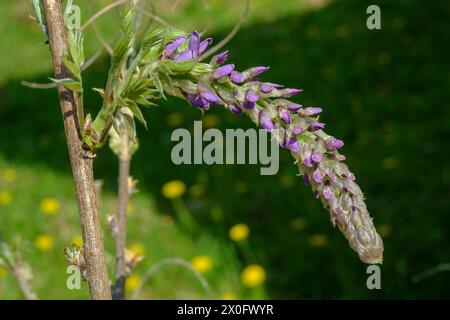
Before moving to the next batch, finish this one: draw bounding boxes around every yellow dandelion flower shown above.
[229,223,250,242]
[129,243,145,256]
[167,113,184,127]
[2,168,17,183]
[161,180,186,199]
[378,224,392,237]
[35,234,54,251]
[290,217,307,231]
[189,184,205,198]
[221,292,237,300]
[309,234,329,247]
[40,197,60,215]
[202,114,220,128]
[127,202,135,215]
[126,274,141,292]
[0,190,12,206]
[71,235,83,247]
[191,256,213,273]
[0,266,8,279]
[241,264,266,288]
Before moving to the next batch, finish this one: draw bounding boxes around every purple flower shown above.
[246,66,270,76]
[309,122,325,131]
[186,93,209,109]
[199,38,212,54]
[246,90,259,103]
[288,103,302,112]
[173,49,195,62]
[279,88,303,97]
[260,83,282,93]
[189,31,201,52]
[212,51,228,65]
[312,169,323,183]
[303,156,314,168]
[199,86,222,105]
[279,108,291,124]
[326,137,344,150]
[287,138,300,152]
[163,36,186,58]
[228,104,242,115]
[323,186,333,200]
[304,107,322,115]
[230,71,245,84]
[303,174,310,185]
[212,64,235,80]
[292,126,303,135]
[259,110,274,132]
[311,152,323,163]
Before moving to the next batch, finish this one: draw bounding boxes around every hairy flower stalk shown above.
[156,31,383,264]
[80,5,383,263]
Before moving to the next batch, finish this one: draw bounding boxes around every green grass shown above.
[1,0,450,299]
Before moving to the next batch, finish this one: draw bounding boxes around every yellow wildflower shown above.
[126,274,141,292]
[167,113,184,127]
[71,235,83,247]
[309,234,329,247]
[202,114,220,128]
[378,224,392,237]
[241,265,266,288]
[0,266,7,279]
[0,191,12,205]
[191,256,213,273]
[2,168,17,183]
[35,234,54,251]
[229,223,250,242]
[162,180,186,199]
[129,243,145,256]
[221,292,237,300]
[40,197,60,215]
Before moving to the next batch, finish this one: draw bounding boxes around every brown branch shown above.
[112,130,131,300]
[42,0,111,300]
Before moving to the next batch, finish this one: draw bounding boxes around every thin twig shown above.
[200,0,250,61]
[112,130,132,300]
[130,258,212,300]
[412,263,450,284]
[0,240,38,300]
[42,0,111,300]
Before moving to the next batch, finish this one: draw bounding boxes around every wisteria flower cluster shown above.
[72,6,383,264]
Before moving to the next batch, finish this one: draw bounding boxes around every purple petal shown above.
[189,31,200,52]
[260,83,282,93]
[230,71,245,84]
[213,51,229,65]
[303,174,310,185]
[186,94,210,109]
[246,66,270,76]
[311,152,323,163]
[259,110,274,132]
[246,90,259,103]
[212,64,235,80]
[228,104,243,115]
[199,38,213,54]
[173,49,196,62]
[292,126,303,135]
[305,107,322,115]
[326,138,344,150]
[303,156,314,168]
[199,87,221,104]
[288,103,302,112]
[280,88,303,97]
[309,122,325,131]
[313,169,323,183]
[323,186,333,200]
[279,108,291,124]
[243,101,255,110]
[163,36,186,58]
[287,138,300,152]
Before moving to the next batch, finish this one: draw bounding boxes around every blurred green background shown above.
[0,0,449,299]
